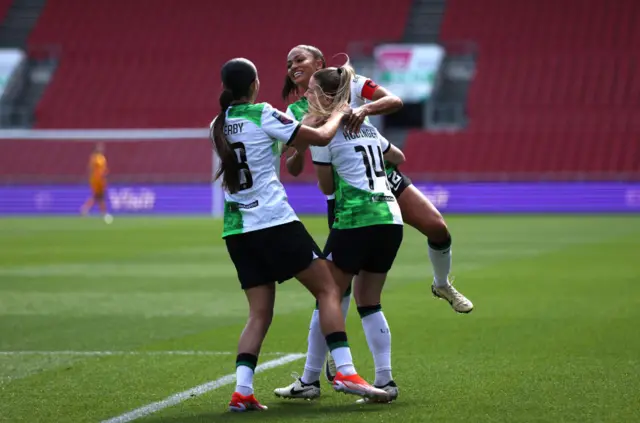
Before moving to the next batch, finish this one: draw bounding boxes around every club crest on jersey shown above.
[272,111,293,125]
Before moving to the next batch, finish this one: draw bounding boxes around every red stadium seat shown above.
[0,0,412,183]
[1,0,636,183]
[28,0,411,129]
[0,0,12,21]
[400,0,639,180]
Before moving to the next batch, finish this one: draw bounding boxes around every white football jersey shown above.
[285,74,395,203]
[310,121,403,230]
[273,143,284,179]
[210,103,301,237]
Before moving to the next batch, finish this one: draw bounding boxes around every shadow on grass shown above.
[145,400,408,422]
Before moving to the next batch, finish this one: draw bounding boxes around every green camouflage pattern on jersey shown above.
[227,103,264,126]
[287,97,308,121]
[223,201,244,237]
[332,171,395,229]
[384,161,397,174]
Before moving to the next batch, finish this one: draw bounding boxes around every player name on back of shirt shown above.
[224,122,244,135]
[342,127,377,141]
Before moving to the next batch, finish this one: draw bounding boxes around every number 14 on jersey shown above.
[354,145,387,191]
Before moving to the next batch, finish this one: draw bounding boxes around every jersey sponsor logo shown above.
[370,194,395,203]
[272,111,293,125]
[228,200,259,211]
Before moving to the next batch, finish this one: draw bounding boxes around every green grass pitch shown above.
[1,215,639,423]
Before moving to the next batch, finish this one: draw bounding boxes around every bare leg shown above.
[233,283,275,401]
[238,283,275,356]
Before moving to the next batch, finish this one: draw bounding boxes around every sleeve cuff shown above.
[286,123,302,146]
[312,160,331,166]
[382,141,392,154]
[326,194,336,200]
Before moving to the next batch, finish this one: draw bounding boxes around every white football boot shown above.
[324,351,337,383]
[355,380,399,404]
[273,373,321,400]
[431,278,474,313]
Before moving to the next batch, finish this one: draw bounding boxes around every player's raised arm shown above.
[290,107,346,148]
[346,77,403,134]
[261,104,345,150]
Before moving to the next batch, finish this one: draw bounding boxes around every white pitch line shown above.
[0,350,292,357]
[101,352,305,423]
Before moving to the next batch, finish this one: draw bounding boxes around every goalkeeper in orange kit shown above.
[80,142,112,222]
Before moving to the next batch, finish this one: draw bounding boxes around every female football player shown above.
[211,58,388,412]
[275,61,406,402]
[274,45,473,402]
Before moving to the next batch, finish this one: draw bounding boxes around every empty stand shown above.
[1,0,636,183]
[28,0,412,129]
[399,0,639,180]
[0,0,411,184]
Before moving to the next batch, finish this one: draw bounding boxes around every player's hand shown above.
[345,106,368,134]
[337,104,352,125]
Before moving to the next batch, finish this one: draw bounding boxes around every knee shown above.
[428,207,447,231]
[408,205,450,243]
[437,218,450,237]
[428,214,450,244]
[320,281,341,301]
[315,280,342,308]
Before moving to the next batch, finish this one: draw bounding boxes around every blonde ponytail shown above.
[307,56,355,120]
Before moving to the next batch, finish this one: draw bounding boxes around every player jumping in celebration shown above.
[274,61,407,403]
[211,58,389,412]
[80,142,113,223]
[274,45,473,401]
